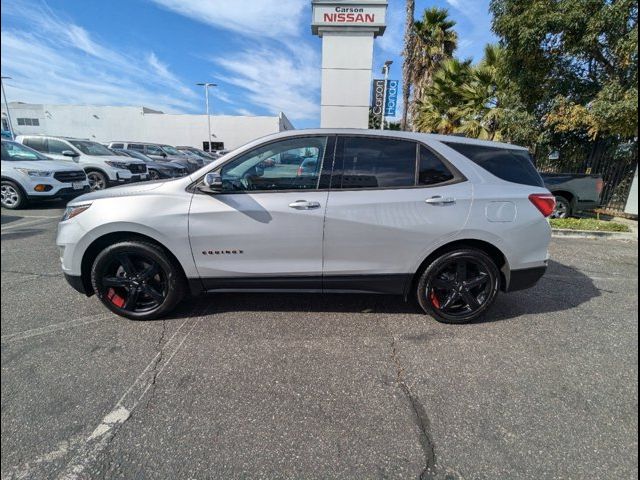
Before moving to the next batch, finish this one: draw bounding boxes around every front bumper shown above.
[26,184,91,199]
[506,265,547,292]
[113,170,149,183]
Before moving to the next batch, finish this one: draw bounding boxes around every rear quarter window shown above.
[443,142,544,188]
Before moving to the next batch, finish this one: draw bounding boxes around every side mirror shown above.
[62,150,79,158]
[200,172,223,193]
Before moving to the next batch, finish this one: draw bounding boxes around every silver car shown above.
[57,130,554,323]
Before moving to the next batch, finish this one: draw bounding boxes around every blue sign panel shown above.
[384,80,399,117]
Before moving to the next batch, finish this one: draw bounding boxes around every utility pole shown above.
[1,76,15,139]
[196,82,217,151]
[380,61,392,131]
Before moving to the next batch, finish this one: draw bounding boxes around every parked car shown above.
[540,173,604,218]
[1,139,89,209]
[176,146,219,164]
[16,136,148,190]
[107,142,200,172]
[58,130,554,323]
[114,149,188,179]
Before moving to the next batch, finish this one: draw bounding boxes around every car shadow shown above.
[166,259,600,323]
[0,215,22,225]
[0,228,47,241]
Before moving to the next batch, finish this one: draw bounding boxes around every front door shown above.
[322,136,473,294]
[189,135,333,290]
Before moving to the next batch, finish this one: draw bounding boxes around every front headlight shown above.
[17,168,53,177]
[62,203,92,221]
[105,161,129,169]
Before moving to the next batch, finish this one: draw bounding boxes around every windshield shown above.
[161,145,184,156]
[69,140,114,156]
[1,141,50,161]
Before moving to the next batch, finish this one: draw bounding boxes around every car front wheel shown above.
[90,241,186,320]
[1,180,27,209]
[417,248,500,324]
[86,171,108,191]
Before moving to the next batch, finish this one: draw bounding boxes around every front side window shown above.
[161,145,184,156]
[47,139,71,154]
[69,140,113,156]
[1,141,49,161]
[110,143,124,149]
[219,136,328,192]
[419,145,455,185]
[146,145,164,155]
[334,137,417,189]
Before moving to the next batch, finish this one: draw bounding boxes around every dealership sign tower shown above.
[312,0,388,128]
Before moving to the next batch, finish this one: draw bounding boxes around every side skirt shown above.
[196,274,412,295]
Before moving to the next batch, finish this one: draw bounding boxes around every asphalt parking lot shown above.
[1,203,638,479]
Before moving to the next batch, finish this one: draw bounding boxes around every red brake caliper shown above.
[107,288,125,308]
[430,289,441,309]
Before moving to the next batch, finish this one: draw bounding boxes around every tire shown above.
[417,248,500,324]
[90,241,186,320]
[1,180,27,209]
[149,169,161,180]
[86,170,109,191]
[552,195,572,219]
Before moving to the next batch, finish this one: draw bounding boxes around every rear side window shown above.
[22,137,46,152]
[419,146,455,185]
[444,142,544,187]
[110,143,124,149]
[129,144,145,151]
[334,137,417,189]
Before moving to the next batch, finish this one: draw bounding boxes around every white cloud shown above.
[1,1,196,112]
[149,0,307,38]
[212,44,320,121]
[377,0,405,55]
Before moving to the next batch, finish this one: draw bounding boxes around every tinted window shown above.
[129,144,145,151]
[335,137,416,189]
[419,146,455,185]
[47,139,71,154]
[146,145,164,155]
[444,142,544,187]
[22,137,46,152]
[220,136,328,191]
[110,143,124,149]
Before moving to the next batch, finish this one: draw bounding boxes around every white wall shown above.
[2,103,294,150]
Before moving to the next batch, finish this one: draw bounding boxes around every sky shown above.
[0,0,496,129]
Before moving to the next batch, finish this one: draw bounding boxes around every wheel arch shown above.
[79,231,190,297]
[408,239,510,299]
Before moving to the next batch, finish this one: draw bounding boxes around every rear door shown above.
[322,136,473,293]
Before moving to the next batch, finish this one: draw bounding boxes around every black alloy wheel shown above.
[417,248,500,324]
[91,241,186,320]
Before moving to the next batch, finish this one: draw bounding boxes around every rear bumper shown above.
[506,265,547,292]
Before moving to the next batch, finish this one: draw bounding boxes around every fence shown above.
[535,139,638,216]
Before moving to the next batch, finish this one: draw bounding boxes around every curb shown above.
[551,229,638,240]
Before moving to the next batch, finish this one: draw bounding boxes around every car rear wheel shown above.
[91,241,186,320]
[149,169,161,180]
[86,171,108,191]
[551,195,572,219]
[1,181,27,209]
[417,248,500,324]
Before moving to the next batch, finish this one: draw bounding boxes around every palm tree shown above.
[401,0,415,131]
[408,8,458,123]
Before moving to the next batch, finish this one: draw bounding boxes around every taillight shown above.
[596,179,604,195]
[297,167,303,176]
[529,193,556,217]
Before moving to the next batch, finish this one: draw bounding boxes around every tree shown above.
[406,7,458,127]
[401,0,415,131]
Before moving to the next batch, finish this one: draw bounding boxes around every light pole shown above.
[196,82,217,151]
[1,76,15,138]
[380,60,393,131]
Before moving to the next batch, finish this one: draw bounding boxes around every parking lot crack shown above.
[391,337,439,480]
[145,319,167,408]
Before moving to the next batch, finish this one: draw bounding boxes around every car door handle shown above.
[289,200,321,210]
[425,196,456,205]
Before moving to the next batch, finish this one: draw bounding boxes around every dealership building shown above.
[1,102,294,151]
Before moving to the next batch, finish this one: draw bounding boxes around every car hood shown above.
[1,159,85,171]
[69,181,165,204]
[85,154,146,164]
[146,160,183,170]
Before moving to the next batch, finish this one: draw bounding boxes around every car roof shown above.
[257,129,529,151]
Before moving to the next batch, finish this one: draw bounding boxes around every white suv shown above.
[16,135,148,190]
[57,130,554,323]
[1,140,90,209]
